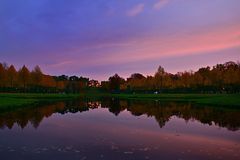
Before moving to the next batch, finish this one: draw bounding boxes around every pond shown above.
[0,98,240,160]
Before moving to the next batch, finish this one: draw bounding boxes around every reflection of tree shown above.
[0,100,103,129]
[0,99,239,131]
[102,99,240,131]
[0,102,63,129]
[101,99,125,116]
[124,100,240,131]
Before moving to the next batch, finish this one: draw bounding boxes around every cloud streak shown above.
[1,0,240,80]
[153,0,169,10]
[101,25,240,63]
[126,3,145,17]
[44,24,240,72]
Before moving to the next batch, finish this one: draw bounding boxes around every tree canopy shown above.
[0,61,239,93]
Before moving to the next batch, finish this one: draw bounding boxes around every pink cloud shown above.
[153,0,169,10]
[126,3,145,17]
[40,22,240,81]
[44,24,240,72]
[96,24,240,64]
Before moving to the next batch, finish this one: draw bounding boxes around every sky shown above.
[0,0,240,80]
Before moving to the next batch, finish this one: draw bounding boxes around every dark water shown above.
[0,99,240,160]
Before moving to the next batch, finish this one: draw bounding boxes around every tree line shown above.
[0,63,91,93]
[0,61,240,93]
[102,61,240,93]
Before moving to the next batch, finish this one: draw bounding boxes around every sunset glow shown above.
[0,0,239,80]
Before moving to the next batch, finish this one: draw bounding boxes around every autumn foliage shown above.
[103,61,240,93]
[0,63,90,93]
[0,61,240,93]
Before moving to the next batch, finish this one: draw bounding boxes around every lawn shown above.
[0,93,80,110]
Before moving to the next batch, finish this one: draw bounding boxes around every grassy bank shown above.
[0,93,80,110]
[0,93,240,110]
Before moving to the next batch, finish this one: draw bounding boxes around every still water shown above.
[0,99,239,160]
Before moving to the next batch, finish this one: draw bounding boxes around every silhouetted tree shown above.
[0,63,7,88]
[7,65,17,88]
[109,74,125,92]
[18,65,30,91]
[31,65,43,90]
[154,65,166,91]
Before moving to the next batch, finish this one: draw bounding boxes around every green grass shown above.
[0,93,80,110]
[0,97,36,107]
[0,93,239,111]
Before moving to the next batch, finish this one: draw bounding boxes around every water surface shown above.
[0,99,239,160]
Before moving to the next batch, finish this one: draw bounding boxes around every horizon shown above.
[1,60,239,82]
[1,0,240,81]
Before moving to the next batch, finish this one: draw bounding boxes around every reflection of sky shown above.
[0,108,239,159]
[0,0,240,80]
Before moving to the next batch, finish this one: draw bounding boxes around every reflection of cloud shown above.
[153,0,169,10]
[127,3,145,17]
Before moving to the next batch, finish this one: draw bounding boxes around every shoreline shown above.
[0,93,240,110]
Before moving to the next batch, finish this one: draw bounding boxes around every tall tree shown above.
[7,65,17,88]
[0,63,7,87]
[109,74,125,91]
[154,65,166,90]
[31,65,43,87]
[126,73,146,91]
[18,65,30,90]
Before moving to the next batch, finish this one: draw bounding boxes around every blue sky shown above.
[0,0,240,80]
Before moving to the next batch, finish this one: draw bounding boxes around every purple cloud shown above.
[126,3,145,17]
